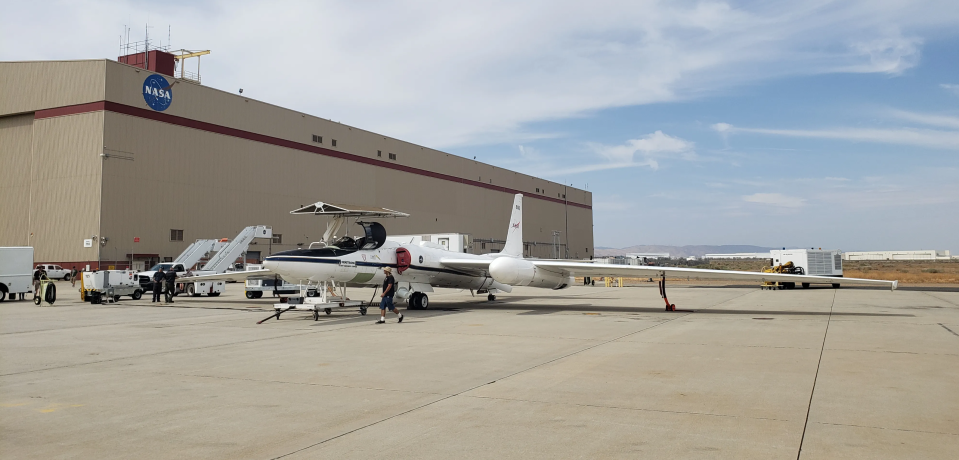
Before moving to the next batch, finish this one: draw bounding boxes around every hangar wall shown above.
[1,59,593,267]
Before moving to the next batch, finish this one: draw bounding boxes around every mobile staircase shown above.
[200,225,272,272]
[173,239,219,269]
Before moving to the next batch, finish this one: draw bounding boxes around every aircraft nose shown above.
[263,258,278,271]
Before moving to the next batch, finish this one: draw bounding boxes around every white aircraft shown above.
[182,195,896,314]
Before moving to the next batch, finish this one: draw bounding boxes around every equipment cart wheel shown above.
[832,283,841,289]
[114,295,121,302]
[131,290,142,300]
[324,308,332,315]
[246,291,255,299]
[313,310,320,321]
[487,294,496,301]
[186,284,196,296]
[360,307,368,316]
[208,293,220,297]
[801,283,810,289]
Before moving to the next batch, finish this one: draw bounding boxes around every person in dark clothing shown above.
[376,267,403,324]
[152,267,164,302]
[70,266,79,287]
[164,269,177,303]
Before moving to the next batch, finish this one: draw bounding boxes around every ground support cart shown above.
[258,281,368,323]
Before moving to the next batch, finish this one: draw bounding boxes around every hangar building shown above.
[0,56,593,269]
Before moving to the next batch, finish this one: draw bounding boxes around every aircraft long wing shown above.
[439,258,897,290]
[178,269,274,283]
[532,261,897,289]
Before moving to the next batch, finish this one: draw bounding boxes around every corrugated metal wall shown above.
[103,60,592,209]
[28,112,103,262]
[0,61,106,116]
[1,59,593,264]
[0,114,35,246]
[101,111,594,261]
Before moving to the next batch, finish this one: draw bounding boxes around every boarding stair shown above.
[173,239,219,269]
[200,226,272,272]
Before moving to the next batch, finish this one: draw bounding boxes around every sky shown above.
[2,0,957,252]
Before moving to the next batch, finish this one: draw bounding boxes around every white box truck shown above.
[0,247,34,302]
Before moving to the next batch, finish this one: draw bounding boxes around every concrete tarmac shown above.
[2,282,957,459]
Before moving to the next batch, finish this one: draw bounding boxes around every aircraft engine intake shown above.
[489,257,572,290]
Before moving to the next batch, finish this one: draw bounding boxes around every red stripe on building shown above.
[35,101,591,210]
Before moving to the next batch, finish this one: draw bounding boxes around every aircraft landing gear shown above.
[409,292,429,309]
[658,275,691,312]
[487,293,496,301]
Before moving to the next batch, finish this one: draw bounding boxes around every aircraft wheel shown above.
[419,294,428,309]
[487,294,496,301]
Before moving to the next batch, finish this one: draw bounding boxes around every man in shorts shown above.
[376,267,403,324]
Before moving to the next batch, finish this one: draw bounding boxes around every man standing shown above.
[152,267,164,303]
[164,268,177,303]
[71,266,79,287]
[376,267,403,324]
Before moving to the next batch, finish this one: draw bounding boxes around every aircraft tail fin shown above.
[502,194,523,258]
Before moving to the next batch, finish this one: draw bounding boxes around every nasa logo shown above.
[142,74,173,111]
[511,222,520,229]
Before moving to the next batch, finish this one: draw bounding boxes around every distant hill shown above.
[595,245,779,258]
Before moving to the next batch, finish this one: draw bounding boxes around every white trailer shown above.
[80,270,143,303]
[770,249,844,288]
[0,247,34,302]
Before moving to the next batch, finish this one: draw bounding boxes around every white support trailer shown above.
[260,281,368,323]
[0,247,34,302]
[770,249,844,288]
[80,270,143,303]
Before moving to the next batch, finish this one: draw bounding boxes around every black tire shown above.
[186,284,196,297]
[34,294,42,305]
[325,308,332,315]
[246,291,255,299]
[801,283,810,289]
[360,307,368,316]
[0,289,6,302]
[45,284,57,304]
[208,292,220,297]
[487,294,496,301]
[420,294,428,309]
[832,283,841,289]
[313,310,319,321]
[409,293,421,309]
[114,295,121,302]
[63,274,71,281]
[131,290,142,300]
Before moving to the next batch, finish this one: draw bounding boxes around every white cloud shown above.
[886,109,959,129]
[1,1,957,148]
[742,193,806,208]
[941,84,959,97]
[714,122,959,150]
